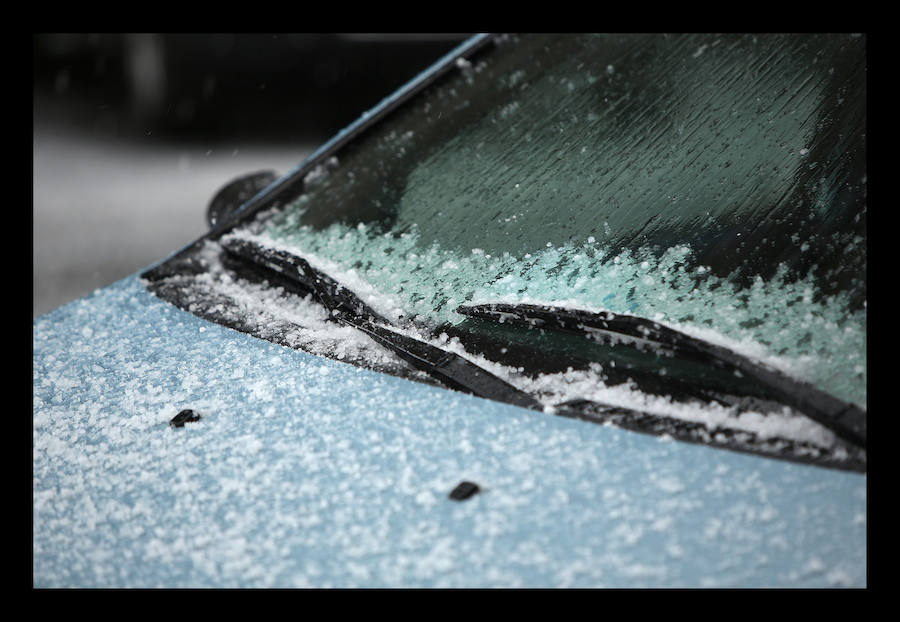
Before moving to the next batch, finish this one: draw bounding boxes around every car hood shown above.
[33,274,866,587]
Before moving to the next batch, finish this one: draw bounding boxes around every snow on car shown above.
[34,33,866,587]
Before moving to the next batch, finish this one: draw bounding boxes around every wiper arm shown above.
[457,302,866,449]
[220,238,540,410]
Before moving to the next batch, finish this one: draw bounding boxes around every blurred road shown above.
[32,33,469,318]
[33,119,312,317]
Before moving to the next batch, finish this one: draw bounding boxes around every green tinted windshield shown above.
[249,33,866,406]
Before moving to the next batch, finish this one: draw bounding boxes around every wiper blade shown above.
[222,236,391,324]
[457,302,866,449]
[220,238,541,410]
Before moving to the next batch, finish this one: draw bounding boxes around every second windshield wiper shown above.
[457,302,866,450]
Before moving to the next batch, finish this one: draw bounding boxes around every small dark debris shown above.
[170,409,201,428]
[449,481,480,501]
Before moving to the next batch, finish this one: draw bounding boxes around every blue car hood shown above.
[33,275,866,587]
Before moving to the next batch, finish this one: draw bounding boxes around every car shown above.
[33,33,866,588]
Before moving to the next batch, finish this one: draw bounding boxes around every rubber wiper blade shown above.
[220,238,540,409]
[221,237,391,324]
[457,302,866,449]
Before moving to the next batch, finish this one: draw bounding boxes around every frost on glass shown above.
[247,34,866,408]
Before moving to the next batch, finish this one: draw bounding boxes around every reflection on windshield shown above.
[251,34,865,408]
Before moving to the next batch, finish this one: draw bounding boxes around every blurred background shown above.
[33,33,471,317]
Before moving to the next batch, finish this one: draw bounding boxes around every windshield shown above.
[232,33,866,409]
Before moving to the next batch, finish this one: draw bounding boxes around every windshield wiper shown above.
[220,238,541,409]
[221,236,392,324]
[457,302,866,450]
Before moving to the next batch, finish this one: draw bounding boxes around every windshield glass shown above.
[234,34,866,409]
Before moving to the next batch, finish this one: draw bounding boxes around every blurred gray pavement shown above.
[32,34,468,319]
[33,122,312,317]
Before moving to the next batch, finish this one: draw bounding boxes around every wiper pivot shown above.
[351,320,541,410]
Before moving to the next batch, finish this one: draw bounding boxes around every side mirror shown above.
[207,170,279,229]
